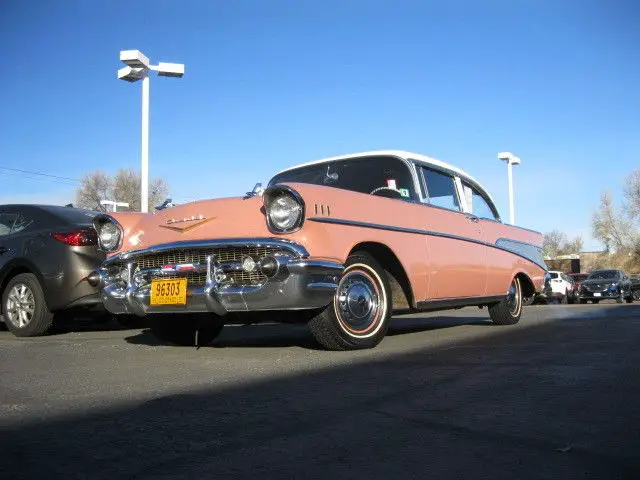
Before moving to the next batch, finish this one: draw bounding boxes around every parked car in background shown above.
[542,270,575,304]
[630,274,640,301]
[91,150,546,350]
[569,273,589,299]
[0,205,106,337]
[578,269,634,304]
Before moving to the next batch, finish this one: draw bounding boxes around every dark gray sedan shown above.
[0,205,106,336]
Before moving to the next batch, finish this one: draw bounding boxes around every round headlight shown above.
[267,193,303,232]
[99,221,121,251]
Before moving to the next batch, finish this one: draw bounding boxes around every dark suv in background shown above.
[578,269,634,304]
[0,205,106,337]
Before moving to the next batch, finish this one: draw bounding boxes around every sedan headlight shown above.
[263,186,305,233]
[93,215,123,252]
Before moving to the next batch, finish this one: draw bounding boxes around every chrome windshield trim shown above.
[104,238,309,265]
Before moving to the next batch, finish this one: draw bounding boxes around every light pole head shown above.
[120,50,150,69]
[117,66,147,82]
[497,152,521,165]
[156,62,185,78]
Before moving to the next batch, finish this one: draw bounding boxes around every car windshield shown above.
[268,156,417,200]
[547,272,559,279]
[588,270,619,280]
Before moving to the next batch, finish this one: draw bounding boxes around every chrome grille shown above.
[113,246,290,287]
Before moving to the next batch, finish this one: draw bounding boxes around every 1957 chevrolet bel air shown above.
[89,150,546,350]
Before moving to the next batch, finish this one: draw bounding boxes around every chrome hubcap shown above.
[335,269,383,335]
[5,284,36,328]
[506,279,521,316]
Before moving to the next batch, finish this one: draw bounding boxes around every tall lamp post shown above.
[117,50,184,213]
[497,152,521,225]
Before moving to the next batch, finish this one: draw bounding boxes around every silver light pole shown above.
[497,152,521,225]
[117,50,184,213]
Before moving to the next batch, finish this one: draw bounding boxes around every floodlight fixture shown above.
[117,49,185,213]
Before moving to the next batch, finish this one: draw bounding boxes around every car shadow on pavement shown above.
[2,305,639,480]
[123,314,492,349]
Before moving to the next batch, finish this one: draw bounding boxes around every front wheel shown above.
[149,313,224,346]
[489,277,522,325]
[308,251,392,351]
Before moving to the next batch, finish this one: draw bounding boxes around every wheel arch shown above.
[348,242,414,310]
[514,271,536,298]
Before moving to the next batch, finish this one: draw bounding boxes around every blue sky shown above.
[1,0,638,249]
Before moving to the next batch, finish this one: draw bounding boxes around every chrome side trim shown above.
[308,217,547,270]
[104,238,309,265]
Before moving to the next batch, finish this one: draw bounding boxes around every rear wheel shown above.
[489,277,522,325]
[2,273,53,337]
[149,313,224,346]
[308,252,392,351]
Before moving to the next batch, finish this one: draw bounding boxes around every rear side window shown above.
[462,182,499,221]
[420,167,460,211]
[0,213,15,237]
[0,212,33,236]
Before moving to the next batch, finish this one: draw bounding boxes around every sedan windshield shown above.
[588,270,619,280]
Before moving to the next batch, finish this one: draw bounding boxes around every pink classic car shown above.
[89,151,546,350]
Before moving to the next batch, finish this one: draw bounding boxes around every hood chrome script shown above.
[159,215,214,232]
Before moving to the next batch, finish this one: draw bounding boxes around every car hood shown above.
[109,196,269,255]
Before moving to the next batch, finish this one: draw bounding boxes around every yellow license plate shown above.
[150,278,188,306]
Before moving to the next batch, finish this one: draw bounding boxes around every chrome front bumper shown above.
[93,239,343,317]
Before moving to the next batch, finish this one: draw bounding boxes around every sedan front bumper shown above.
[92,239,343,317]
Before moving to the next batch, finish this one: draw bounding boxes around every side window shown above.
[462,182,499,221]
[0,213,17,237]
[420,168,460,211]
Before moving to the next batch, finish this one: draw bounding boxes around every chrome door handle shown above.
[466,215,479,223]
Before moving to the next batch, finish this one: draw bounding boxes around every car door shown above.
[418,166,487,299]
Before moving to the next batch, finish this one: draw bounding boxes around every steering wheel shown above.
[370,187,405,199]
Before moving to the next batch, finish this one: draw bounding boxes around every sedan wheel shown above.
[6,284,36,328]
[2,273,54,337]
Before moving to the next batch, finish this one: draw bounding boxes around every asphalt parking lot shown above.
[1,304,639,479]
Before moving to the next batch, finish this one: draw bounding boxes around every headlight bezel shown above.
[263,185,305,234]
[93,214,124,252]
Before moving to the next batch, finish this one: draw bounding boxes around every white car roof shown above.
[276,150,495,204]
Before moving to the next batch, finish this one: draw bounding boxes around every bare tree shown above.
[592,191,635,252]
[75,169,169,212]
[543,230,567,257]
[624,167,640,219]
[543,230,583,257]
[75,171,111,211]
